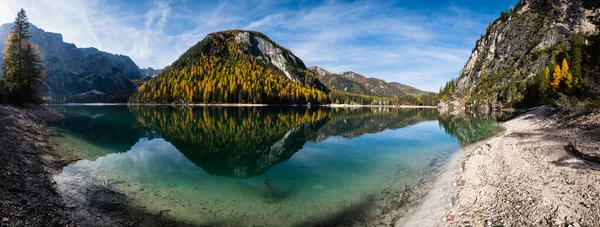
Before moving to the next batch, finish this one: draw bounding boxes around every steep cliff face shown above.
[233,31,310,83]
[0,23,141,98]
[450,0,598,109]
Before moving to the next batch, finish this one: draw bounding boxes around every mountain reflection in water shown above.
[50,106,497,179]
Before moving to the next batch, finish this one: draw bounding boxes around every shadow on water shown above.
[63,183,226,227]
[48,105,155,157]
[295,195,380,227]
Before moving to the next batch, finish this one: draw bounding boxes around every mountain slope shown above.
[389,82,431,96]
[308,66,432,97]
[308,66,374,95]
[440,0,599,110]
[0,23,141,100]
[132,30,328,104]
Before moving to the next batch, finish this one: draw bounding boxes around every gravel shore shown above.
[0,105,174,227]
[447,106,600,226]
[0,105,73,226]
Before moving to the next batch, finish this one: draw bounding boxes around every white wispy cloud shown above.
[244,14,285,30]
[0,0,515,92]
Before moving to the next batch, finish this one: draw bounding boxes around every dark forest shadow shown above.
[294,195,378,227]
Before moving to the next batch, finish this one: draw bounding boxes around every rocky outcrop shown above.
[234,31,307,83]
[451,0,599,108]
[308,66,333,77]
[0,23,142,98]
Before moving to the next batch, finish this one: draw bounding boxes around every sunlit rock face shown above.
[233,31,306,83]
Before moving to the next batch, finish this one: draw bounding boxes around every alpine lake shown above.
[46,105,503,226]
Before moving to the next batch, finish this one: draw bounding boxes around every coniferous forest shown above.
[130,30,436,106]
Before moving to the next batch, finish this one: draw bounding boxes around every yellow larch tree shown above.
[551,64,562,91]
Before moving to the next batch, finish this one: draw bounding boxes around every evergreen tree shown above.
[543,66,550,88]
[1,9,44,104]
[571,33,584,91]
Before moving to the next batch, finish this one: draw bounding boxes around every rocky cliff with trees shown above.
[439,0,600,112]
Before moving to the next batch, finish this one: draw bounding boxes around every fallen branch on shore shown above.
[567,141,600,164]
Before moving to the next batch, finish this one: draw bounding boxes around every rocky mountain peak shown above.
[307,66,332,77]
[132,29,328,104]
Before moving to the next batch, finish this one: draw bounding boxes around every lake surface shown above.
[48,105,500,226]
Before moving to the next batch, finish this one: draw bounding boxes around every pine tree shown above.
[571,33,584,91]
[1,9,44,104]
[543,66,550,88]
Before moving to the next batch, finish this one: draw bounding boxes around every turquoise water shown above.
[48,106,498,226]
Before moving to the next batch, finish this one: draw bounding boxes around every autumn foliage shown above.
[130,30,433,106]
[550,58,577,92]
[131,30,327,104]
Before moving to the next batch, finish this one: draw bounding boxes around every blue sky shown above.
[0,0,517,92]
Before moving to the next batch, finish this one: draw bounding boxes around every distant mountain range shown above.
[309,66,432,98]
[0,23,432,104]
[0,23,145,100]
[132,30,434,105]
